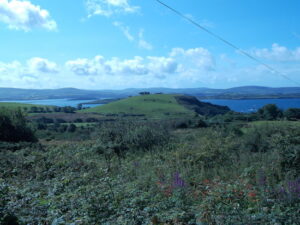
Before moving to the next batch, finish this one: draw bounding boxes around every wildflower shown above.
[203,179,210,184]
[173,172,185,188]
[287,179,300,195]
[248,192,257,198]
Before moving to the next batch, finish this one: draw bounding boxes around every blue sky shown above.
[0,0,299,89]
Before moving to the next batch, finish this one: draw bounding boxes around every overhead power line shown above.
[155,0,300,86]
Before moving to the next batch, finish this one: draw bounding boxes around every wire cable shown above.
[155,0,300,86]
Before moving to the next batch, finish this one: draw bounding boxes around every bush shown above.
[284,108,300,121]
[86,118,98,122]
[36,117,54,124]
[258,104,282,120]
[195,119,207,128]
[0,109,37,143]
[67,124,77,133]
[56,119,67,123]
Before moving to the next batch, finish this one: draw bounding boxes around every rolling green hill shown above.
[81,94,230,118]
[0,102,55,111]
[81,94,192,118]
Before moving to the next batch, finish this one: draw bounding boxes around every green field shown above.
[81,94,195,118]
[0,102,54,110]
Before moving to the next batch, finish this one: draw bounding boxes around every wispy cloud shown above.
[86,0,139,17]
[0,0,57,31]
[113,23,153,50]
[138,29,153,50]
[113,21,134,41]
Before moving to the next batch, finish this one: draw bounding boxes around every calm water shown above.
[0,99,102,108]
[202,98,300,113]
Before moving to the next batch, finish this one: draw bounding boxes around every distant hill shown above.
[81,94,230,118]
[1,86,300,100]
[0,88,119,100]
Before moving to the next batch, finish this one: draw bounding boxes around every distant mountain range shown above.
[1,86,300,100]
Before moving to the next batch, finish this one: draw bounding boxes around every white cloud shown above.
[147,56,178,74]
[113,21,134,41]
[27,58,59,73]
[66,56,112,76]
[0,60,22,74]
[66,47,214,78]
[0,60,38,87]
[0,0,57,31]
[86,0,139,17]
[138,29,153,50]
[2,46,299,89]
[0,58,58,87]
[252,43,300,62]
[66,55,149,76]
[170,47,216,71]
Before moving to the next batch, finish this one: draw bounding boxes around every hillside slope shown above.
[81,94,192,118]
[175,95,230,116]
[81,94,230,118]
[0,102,54,111]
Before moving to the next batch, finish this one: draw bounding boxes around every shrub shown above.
[56,119,67,123]
[0,109,37,143]
[258,104,283,120]
[74,118,83,123]
[67,124,77,133]
[284,108,300,121]
[86,118,98,122]
[195,119,207,128]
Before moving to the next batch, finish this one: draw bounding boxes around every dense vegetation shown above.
[0,108,36,143]
[1,98,300,224]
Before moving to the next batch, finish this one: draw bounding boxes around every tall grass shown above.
[1,120,300,224]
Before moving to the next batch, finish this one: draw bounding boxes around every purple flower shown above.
[276,178,300,202]
[287,178,300,196]
[173,172,185,188]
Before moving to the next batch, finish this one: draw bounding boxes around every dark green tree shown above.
[0,108,37,142]
[67,124,77,132]
[284,108,300,120]
[258,104,282,120]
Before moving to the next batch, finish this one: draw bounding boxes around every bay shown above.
[0,99,103,108]
[201,98,300,113]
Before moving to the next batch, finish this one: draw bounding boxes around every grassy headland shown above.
[81,94,230,119]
